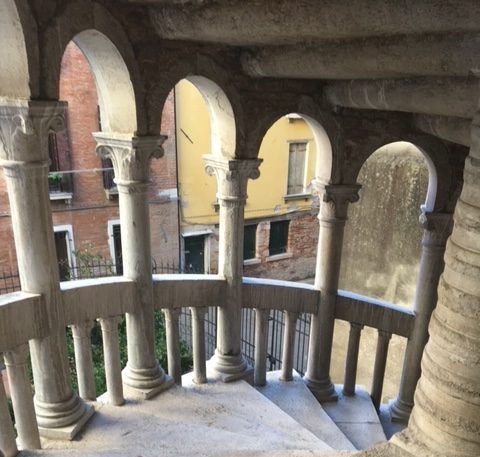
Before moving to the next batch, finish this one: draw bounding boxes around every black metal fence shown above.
[178,307,311,376]
[0,261,311,377]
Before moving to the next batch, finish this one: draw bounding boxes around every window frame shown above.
[286,140,309,196]
[268,220,290,257]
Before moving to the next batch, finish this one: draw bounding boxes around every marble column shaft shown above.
[0,101,90,434]
[94,133,170,395]
[390,212,452,422]
[305,183,360,401]
[204,155,261,380]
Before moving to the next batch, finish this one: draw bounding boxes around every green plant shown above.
[65,310,193,397]
[48,172,63,183]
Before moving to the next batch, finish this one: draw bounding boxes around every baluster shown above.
[164,308,182,385]
[71,321,96,401]
[98,317,124,406]
[280,311,299,381]
[190,307,208,384]
[3,345,40,450]
[371,330,392,411]
[343,322,364,396]
[0,359,18,457]
[254,309,269,386]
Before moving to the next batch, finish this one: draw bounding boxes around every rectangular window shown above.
[269,220,289,256]
[112,224,123,275]
[48,131,74,196]
[243,224,257,260]
[287,142,307,195]
[53,225,75,281]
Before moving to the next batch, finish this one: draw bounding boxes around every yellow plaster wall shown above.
[175,79,317,226]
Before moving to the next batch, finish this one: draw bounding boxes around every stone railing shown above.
[1,274,416,456]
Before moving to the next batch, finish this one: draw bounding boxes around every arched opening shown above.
[0,0,31,294]
[185,76,236,159]
[332,141,434,406]
[340,141,434,306]
[245,112,332,281]
[0,0,30,99]
[173,76,237,274]
[73,30,137,134]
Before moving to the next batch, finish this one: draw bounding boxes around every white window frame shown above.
[181,229,212,274]
[107,219,122,274]
[53,224,77,277]
[286,139,311,196]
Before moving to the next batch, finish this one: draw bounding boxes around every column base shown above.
[37,402,94,441]
[122,364,174,400]
[207,351,254,384]
[389,398,413,423]
[303,375,338,402]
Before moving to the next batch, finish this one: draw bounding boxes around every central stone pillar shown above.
[391,123,480,456]
[204,155,261,382]
[389,211,452,422]
[94,133,173,398]
[0,101,93,439]
[304,183,360,401]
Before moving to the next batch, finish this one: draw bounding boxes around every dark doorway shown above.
[112,224,123,275]
[184,235,206,273]
[54,231,71,281]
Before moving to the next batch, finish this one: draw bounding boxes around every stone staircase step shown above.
[256,370,356,451]
[24,377,334,457]
[321,385,387,450]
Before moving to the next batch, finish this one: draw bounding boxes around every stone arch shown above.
[348,135,452,213]
[244,94,339,185]
[183,76,236,158]
[151,53,242,158]
[72,30,137,134]
[41,1,144,133]
[0,0,38,99]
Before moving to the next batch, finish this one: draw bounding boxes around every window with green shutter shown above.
[244,224,257,260]
[269,220,289,256]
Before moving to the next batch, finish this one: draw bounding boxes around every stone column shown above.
[0,101,92,439]
[304,183,360,401]
[389,212,452,422]
[392,129,480,456]
[71,321,96,401]
[94,133,173,399]
[3,345,41,449]
[204,155,262,382]
[98,317,124,406]
[0,359,17,457]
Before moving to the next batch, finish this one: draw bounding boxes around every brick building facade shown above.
[0,41,180,278]
[0,42,318,282]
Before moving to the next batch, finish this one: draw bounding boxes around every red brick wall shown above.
[243,212,319,281]
[0,41,180,276]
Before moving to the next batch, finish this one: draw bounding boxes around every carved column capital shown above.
[312,182,361,221]
[419,211,454,247]
[0,100,67,171]
[203,155,262,206]
[94,133,166,191]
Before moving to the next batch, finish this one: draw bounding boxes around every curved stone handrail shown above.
[336,290,415,338]
[0,291,46,352]
[0,275,414,353]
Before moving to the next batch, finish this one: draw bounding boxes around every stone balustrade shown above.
[0,274,419,456]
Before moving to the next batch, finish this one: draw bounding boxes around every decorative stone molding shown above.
[312,181,361,221]
[419,211,453,247]
[203,155,262,206]
[94,133,166,188]
[0,101,66,165]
